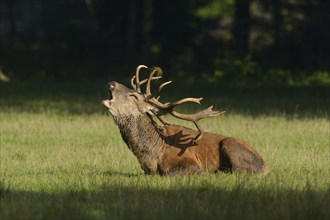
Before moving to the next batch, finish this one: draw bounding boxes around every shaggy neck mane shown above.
[113,113,165,162]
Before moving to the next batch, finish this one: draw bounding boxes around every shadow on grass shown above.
[89,170,144,177]
[1,185,329,220]
[0,80,329,118]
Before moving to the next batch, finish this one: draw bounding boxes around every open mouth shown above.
[108,89,113,101]
[103,82,115,108]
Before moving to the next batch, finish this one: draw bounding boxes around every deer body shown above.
[103,65,269,175]
[112,110,268,175]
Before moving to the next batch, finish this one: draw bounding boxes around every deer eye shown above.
[129,93,140,100]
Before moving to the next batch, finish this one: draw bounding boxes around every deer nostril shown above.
[108,81,116,90]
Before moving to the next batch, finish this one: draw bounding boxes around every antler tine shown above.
[132,75,162,90]
[170,97,203,107]
[170,106,224,121]
[130,75,137,90]
[146,80,172,100]
[146,67,163,96]
[134,65,148,93]
[140,76,162,85]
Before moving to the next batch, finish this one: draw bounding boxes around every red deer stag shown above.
[103,65,269,175]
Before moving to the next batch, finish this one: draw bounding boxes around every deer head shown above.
[103,65,225,142]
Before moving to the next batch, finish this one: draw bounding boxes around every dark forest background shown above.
[0,0,329,85]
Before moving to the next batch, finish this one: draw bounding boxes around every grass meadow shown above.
[0,81,329,220]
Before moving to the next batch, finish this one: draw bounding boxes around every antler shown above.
[149,98,224,143]
[130,65,225,143]
[132,65,225,143]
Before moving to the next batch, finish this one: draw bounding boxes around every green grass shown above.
[0,81,329,220]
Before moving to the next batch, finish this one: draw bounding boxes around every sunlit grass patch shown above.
[1,110,329,220]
